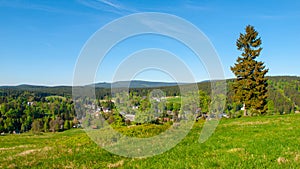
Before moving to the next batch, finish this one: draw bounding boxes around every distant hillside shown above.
[0,85,72,97]
[1,76,299,114]
[267,76,300,113]
[93,80,181,88]
[0,81,180,90]
[0,81,183,99]
[226,76,300,114]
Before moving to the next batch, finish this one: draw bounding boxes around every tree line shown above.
[0,92,77,134]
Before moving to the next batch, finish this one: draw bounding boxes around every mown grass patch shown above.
[165,96,181,104]
[115,123,172,138]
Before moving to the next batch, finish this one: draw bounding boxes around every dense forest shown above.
[0,76,299,133]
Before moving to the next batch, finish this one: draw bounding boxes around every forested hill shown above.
[0,81,181,98]
[0,76,299,114]
[267,76,300,113]
[226,76,300,114]
[94,80,181,88]
[0,76,299,133]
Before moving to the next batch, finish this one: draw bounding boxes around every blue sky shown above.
[0,0,300,86]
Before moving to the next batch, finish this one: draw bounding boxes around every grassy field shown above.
[45,95,67,101]
[165,96,181,104]
[1,114,300,168]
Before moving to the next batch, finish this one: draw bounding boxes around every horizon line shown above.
[0,75,299,87]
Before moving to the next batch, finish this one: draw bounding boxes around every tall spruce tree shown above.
[231,25,268,116]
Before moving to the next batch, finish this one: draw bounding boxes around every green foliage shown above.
[267,99,275,114]
[267,76,300,114]
[135,110,152,124]
[173,102,181,111]
[0,92,75,133]
[43,117,49,132]
[31,119,42,134]
[111,112,125,127]
[210,93,226,114]
[49,118,60,132]
[231,25,269,115]
[64,120,70,130]
[82,114,92,128]
[198,90,210,113]
[101,100,115,109]
[166,102,173,111]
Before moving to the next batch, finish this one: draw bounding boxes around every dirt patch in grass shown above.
[107,160,124,168]
[17,149,38,156]
[7,163,17,169]
[17,146,52,156]
[0,145,34,151]
[295,154,300,162]
[227,148,244,153]
[277,157,288,164]
[43,146,52,151]
[224,121,270,127]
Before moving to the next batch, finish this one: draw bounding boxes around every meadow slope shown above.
[1,114,300,168]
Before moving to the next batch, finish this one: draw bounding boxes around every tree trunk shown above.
[244,108,247,116]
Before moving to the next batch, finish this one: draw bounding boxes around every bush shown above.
[31,119,42,134]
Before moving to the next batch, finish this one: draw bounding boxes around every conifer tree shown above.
[231,25,268,116]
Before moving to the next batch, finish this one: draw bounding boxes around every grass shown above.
[45,95,67,101]
[165,96,181,104]
[115,123,172,138]
[1,114,300,168]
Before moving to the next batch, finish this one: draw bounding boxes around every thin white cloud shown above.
[0,1,59,13]
[77,0,138,15]
[183,1,211,12]
[77,0,104,10]
[0,1,100,17]
[98,0,121,9]
[140,19,186,35]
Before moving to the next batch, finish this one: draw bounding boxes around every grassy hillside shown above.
[1,114,300,168]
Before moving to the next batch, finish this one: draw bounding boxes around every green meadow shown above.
[1,114,300,168]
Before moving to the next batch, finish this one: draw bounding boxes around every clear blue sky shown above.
[1,0,299,86]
